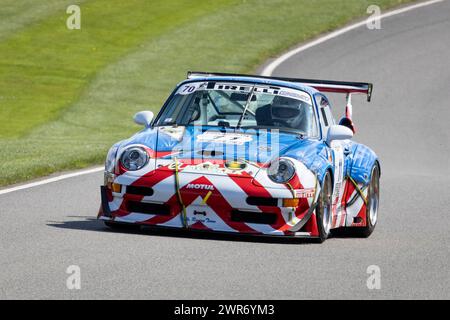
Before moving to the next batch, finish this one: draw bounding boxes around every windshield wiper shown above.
[236,85,256,129]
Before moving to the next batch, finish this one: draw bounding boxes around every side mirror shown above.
[133,111,154,127]
[326,125,353,145]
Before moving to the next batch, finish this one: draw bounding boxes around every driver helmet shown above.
[270,96,307,129]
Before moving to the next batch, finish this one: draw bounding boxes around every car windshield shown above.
[155,81,318,136]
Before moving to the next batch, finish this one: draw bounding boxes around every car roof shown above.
[178,76,320,96]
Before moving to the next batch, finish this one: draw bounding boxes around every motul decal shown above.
[186,184,214,191]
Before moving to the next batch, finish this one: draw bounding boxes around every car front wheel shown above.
[315,171,333,243]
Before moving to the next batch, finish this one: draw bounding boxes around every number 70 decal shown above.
[177,83,203,95]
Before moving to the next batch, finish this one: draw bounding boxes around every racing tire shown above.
[315,171,333,243]
[357,163,380,237]
[340,163,380,238]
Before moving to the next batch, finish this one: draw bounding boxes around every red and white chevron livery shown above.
[99,154,325,237]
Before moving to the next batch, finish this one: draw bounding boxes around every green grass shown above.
[0,0,413,186]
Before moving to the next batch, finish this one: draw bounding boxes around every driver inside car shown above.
[255,96,312,133]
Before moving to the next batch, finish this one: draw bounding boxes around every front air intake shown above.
[127,201,170,215]
[246,197,278,207]
[126,185,154,196]
[230,210,277,224]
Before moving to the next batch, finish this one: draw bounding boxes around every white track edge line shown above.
[0,166,103,195]
[261,0,445,76]
[0,0,444,196]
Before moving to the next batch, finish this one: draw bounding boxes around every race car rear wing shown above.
[187,71,373,102]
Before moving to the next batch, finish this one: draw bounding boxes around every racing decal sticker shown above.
[295,188,315,198]
[158,126,186,141]
[213,83,253,93]
[185,183,214,191]
[346,186,368,227]
[197,131,253,145]
[330,141,346,227]
[176,82,207,95]
[224,160,247,171]
[253,86,280,95]
[278,88,311,104]
[166,160,251,175]
[211,82,312,104]
[178,81,312,104]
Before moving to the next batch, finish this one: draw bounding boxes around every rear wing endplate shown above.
[187,71,373,102]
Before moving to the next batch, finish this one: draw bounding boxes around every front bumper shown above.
[98,174,320,238]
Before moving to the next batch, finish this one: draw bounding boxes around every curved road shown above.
[1,1,449,299]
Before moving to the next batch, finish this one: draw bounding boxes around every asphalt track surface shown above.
[1,1,449,299]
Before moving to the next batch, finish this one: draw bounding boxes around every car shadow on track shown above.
[46,216,318,245]
[46,216,142,235]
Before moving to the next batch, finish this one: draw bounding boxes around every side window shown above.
[315,94,335,135]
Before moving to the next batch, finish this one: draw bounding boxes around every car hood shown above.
[119,126,323,177]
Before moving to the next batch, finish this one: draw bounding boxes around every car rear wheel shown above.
[344,163,380,238]
[315,171,333,243]
[361,164,380,237]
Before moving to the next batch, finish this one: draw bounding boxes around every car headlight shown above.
[120,146,149,171]
[267,158,295,183]
[105,146,118,173]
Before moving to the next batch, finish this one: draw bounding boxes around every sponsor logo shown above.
[225,160,247,171]
[197,132,253,145]
[168,161,249,175]
[278,89,311,103]
[158,126,185,141]
[187,216,216,224]
[295,188,315,198]
[186,184,214,191]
